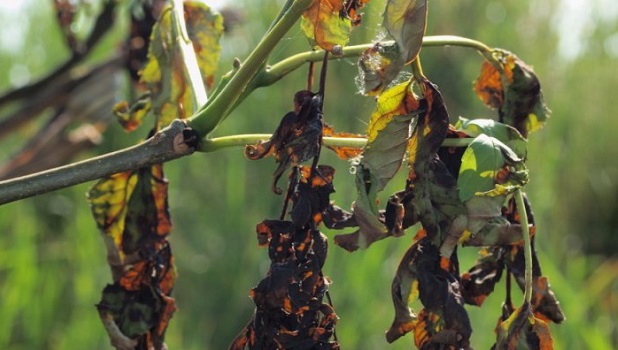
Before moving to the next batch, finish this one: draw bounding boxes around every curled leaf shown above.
[474,51,550,137]
[245,91,324,194]
[322,123,363,159]
[383,0,428,63]
[356,42,405,96]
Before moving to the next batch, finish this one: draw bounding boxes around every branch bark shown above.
[0,120,197,205]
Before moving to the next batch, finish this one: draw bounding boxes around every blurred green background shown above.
[0,0,617,349]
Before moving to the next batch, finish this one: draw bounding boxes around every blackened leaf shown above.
[383,0,428,63]
[301,0,352,53]
[345,0,372,26]
[245,91,324,194]
[386,240,422,343]
[356,42,405,96]
[455,117,527,159]
[461,247,505,306]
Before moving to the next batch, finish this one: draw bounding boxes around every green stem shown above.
[171,0,207,108]
[188,0,313,136]
[514,188,533,305]
[198,134,472,152]
[193,34,497,138]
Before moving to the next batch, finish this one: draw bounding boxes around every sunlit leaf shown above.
[142,2,223,127]
[383,0,428,63]
[455,117,527,159]
[301,0,352,53]
[474,51,550,137]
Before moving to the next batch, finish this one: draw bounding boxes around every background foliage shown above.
[0,0,616,349]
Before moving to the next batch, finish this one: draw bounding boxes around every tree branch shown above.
[198,133,472,152]
[0,120,197,205]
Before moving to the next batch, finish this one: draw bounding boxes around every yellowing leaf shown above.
[301,0,352,52]
[141,2,223,128]
[112,93,152,132]
[383,0,428,63]
[366,81,418,142]
[88,164,171,267]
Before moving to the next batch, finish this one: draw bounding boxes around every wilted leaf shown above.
[387,240,472,347]
[383,0,428,63]
[322,123,364,159]
[245,91,324,194]
[301,0,352,53]
[474,60,505,109]
[474,51,550,137]
[494,303,555,350]
[88,164,171,274]
[112,93,152,132]
[461,247,505,306]
[142,2,223,127]
[356,42,405,96]
[344,0,372,26]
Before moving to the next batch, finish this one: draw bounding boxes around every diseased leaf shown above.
[89,164,176,349]
[494,303,555,350]
[142,2,223,127]
[474,60,506,109]
[474,51,550,137]
[383,0,428,63]
[334,81,421,251]
[301,0,352,53]
[245,91,324,194]
[356,42,405,96]
[322,123,364,159]
[461,247,505,306]
[113,93,152,132]
[344,0,372,26]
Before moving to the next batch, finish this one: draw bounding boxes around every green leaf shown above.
[455,117,527,159]
[457,134,508,202]
[383,0,428,63]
